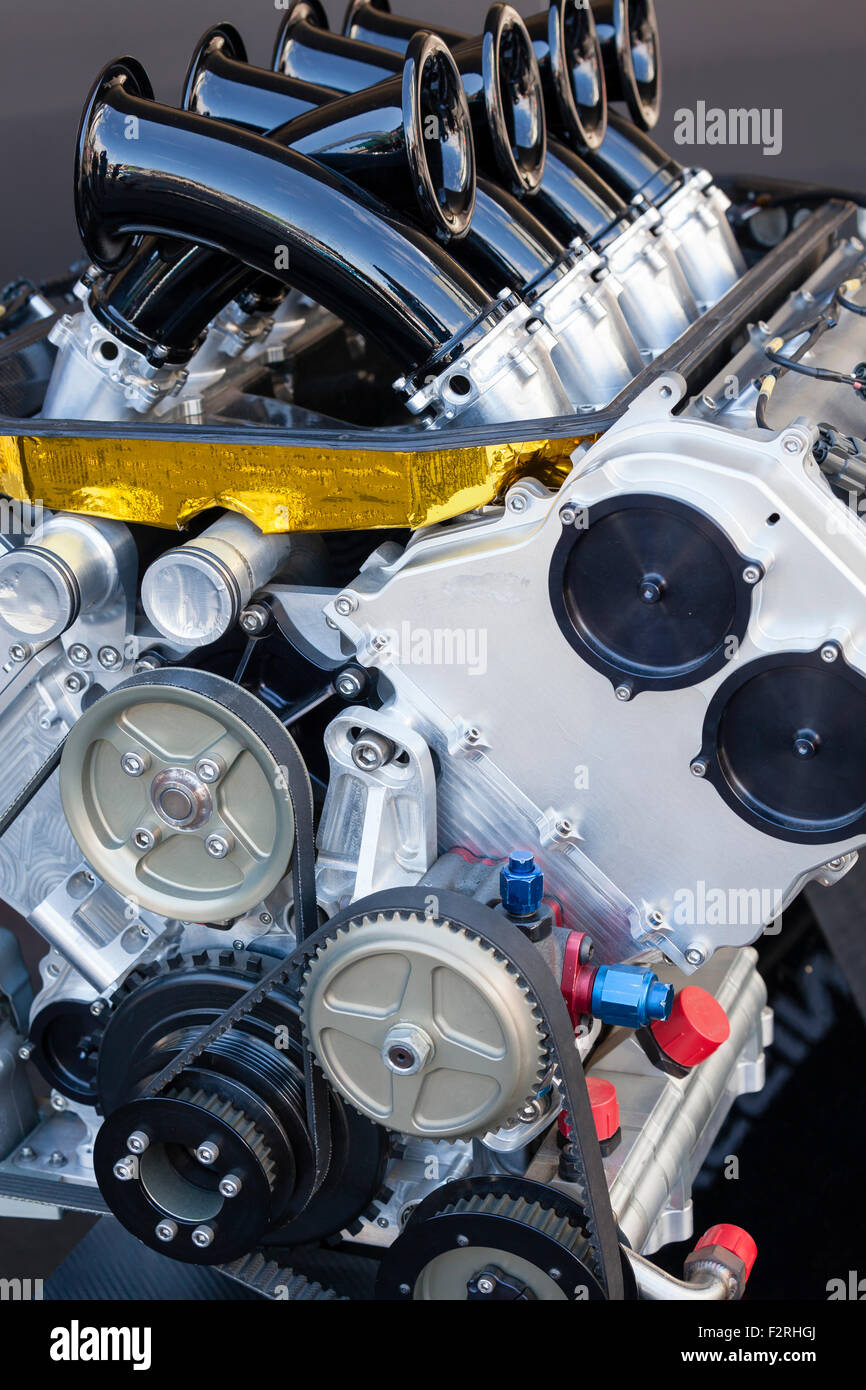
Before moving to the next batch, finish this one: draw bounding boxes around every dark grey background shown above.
[0,0,861,285]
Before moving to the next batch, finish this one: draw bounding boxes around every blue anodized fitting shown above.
[590,964,674,1029]
[499,851,544,918]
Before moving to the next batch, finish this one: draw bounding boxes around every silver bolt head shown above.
[191,1225,215,1248]
[508,493,527,513]
[690,760,708,778]
[89,999,106,1016]
[133,827,156,852]
[113,1157,136,1182]
[17,1043,33,1061]
[559,504,577,526]
[155,1220,178,1243]
[615,684,633,702]
[205,834,231,859]
[219,1174,242,1199]
[127,1130,150,1155]
[9,643,31,662]
[50,1092,67,1111]
[351,731,394,772]
[196,1141,220,1165]
[335,671,363,698]
[68,644,90,665]
[685,946,706,966]
[121,750,149,777]
[64,673,85,693]
[820,643,839,663]
[195,757,222,783]
[783,436,802,454]
[381,1023,434,1076]
[97,646,121,669]
[239,605,268,635]
[742,565,762,584]
[476,1276,495,1294]
[334,594,357,616]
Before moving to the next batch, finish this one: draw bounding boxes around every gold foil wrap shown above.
[0,432,585,533]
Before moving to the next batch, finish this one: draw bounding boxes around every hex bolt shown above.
[155,1220,178,1243]
[113,1157,137,1182]
[126,1131,150,1155]
[132,827,157,852]
[196,1141,220,1166]
[48,1150,68,1167]
[89,999,106,1016]
[191,1225,215,1249]
[97,646,121,670]
[615,683,633,702]
[507,492,527,513]
[351,730,395,772]
[685,945,707,967]
[239,603,269,636]
[9,643,31,663]
[335,669,365,699]
[476,1276,495,1294]
[205,834,232,859]
[121,750,150,777]
[64,673,85,694]
[219,1174,243,1199]
[334,594,358,616]
[133,652,164,674]
[17,1042,33,1061]
[559,504,578,526]
[456,1235,469,1248]
[381,1024,434,1076]
[783,436,802,454]
[17,1146,36,1162]
[742,565,762,585]
[50,1092,67,1111]
[690,760,708,778]
[820,643,839,663]
[68,644,91,665]
[647,910,665,928]
[195,757,223,784]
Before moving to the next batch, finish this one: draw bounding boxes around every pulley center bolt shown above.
[121,751,150,777]
[793,731,820,759]
[195,1141,220,1166]
[382,1024,434,1075]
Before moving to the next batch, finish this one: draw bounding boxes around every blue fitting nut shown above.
[590,964,674,1030]
[500,851,544,918]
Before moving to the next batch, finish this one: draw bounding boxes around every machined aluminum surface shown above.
[311,375,866,969]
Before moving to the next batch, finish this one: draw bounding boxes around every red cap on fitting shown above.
[586,1076,619,1141]
[695,1224,758,1284]
[559,1077,620,1143]
[650,986,730,1067]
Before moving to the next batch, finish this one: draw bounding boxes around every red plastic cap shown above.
[650,986,730,1067]
[696,1224,758,1283]
[561,1079,620,1143]
[586,1076,619,1141]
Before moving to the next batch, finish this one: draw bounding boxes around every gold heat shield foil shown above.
[0,432,585,533]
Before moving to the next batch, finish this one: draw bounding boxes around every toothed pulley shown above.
[59,668,296,922]
[301,902,548,1140]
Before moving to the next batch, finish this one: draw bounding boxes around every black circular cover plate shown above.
[549,494,759,695]
[696,646,866,844]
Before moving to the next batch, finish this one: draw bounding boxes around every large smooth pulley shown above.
[59,669,296,921]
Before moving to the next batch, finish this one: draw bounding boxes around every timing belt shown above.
[142,879,625,1300]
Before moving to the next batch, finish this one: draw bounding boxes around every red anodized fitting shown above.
[560,930,596,1026]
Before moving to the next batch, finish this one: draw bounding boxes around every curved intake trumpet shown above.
[343,0,607,152]
[273,0,547,196]
[591,0,661,131]
[72,58,572,427]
